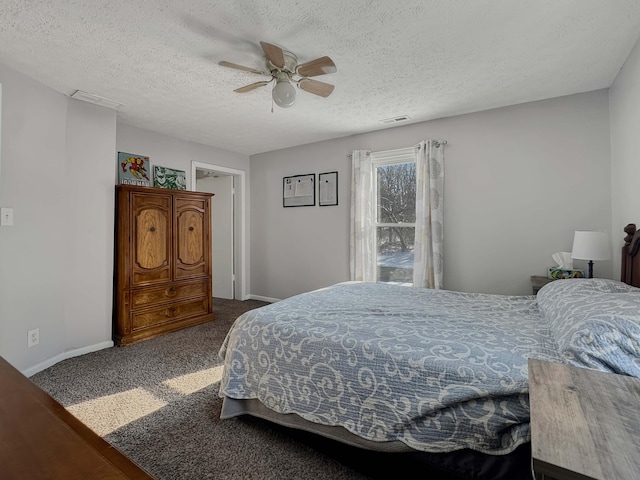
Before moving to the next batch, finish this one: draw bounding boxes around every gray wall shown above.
[250,136,353,300]
[3,42,640,373]
[116,124,251,299]
[0,63,116,372]
[116,124,250,189]
[0,63,250,373]
[250,90,613,299]
[610,34,640,272]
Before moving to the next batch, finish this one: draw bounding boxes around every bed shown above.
[218,225,640,479]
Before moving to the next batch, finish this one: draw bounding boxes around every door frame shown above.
[191,161,247,300]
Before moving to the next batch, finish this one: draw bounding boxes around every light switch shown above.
[1,208,14,226]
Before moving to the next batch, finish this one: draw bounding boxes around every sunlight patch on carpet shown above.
[67,388,167,436]
[163,366,224,395]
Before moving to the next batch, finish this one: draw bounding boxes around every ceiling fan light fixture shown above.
[272,78,296,108]
[220,40,336,108]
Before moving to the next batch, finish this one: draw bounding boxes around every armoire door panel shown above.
[177,209,204,265]
[135,209,168,269]
[175,198,209,280]
[131,194,172,286]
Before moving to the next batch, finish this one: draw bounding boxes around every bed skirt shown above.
[221,397,415,453]
[220,397,533,480]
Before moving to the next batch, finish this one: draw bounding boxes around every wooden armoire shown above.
[114,185,214,346]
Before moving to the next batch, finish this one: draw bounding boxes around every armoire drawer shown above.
[130,280,208,309]
[131,297,209,331]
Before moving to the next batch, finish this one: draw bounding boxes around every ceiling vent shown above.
[380,115,410,124]
[70,90,125,110]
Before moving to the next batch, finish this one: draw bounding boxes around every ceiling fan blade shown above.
[260,41,285,69]
[234,81,271,93]
[219,61,266,75]
[298,78,335,98]
[296,56,337,77]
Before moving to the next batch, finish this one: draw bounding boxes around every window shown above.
[371,148,416,285]
[351,142,444,289]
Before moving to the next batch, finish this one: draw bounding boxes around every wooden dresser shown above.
[0,356,154,479]
[529,359,640,480]
[114,185,214,346]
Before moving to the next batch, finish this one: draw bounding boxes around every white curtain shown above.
[349,149,375,281]
[414,140,445,289]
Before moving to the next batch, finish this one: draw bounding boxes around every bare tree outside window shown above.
[376,162,416,284]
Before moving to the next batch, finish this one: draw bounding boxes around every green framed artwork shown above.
[154,166,186,190]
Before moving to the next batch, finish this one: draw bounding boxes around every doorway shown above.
[192,162,247,300]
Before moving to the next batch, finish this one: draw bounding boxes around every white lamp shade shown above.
[272,80,296,108]
[571,231,611,261]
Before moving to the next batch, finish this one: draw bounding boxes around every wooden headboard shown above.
[621,223,640,287]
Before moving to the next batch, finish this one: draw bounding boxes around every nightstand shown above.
[530,275,554,295]
[529,359,640,480]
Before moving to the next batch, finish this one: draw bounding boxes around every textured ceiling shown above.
[1,1,639,155]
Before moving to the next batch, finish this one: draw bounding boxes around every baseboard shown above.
[247,294,280,303]
[22,341,114,378]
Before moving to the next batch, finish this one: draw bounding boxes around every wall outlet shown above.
[0,208,14,227]
[28,328,39,348]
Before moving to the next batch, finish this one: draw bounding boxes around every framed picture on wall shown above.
[154,165,186,190]
[319,171,338,206]
[118,152,150,186]
[283,173,315,207]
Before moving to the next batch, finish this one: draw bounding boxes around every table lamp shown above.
[571,230,611,278]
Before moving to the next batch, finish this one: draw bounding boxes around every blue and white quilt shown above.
[218,280,640,455]
[537,278,640,377]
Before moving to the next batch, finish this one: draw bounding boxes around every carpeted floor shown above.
[30,298,464,480]
[28,299,408,479]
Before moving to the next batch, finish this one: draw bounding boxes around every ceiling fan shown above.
[219,41,337,108]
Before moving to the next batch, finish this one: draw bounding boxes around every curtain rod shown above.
[346,140,447,159]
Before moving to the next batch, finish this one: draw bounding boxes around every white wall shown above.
[0,63,116,372]
[250,91,612,298]
[610,35,640,273]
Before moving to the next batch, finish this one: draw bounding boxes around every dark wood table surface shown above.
[0,356,155,480]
